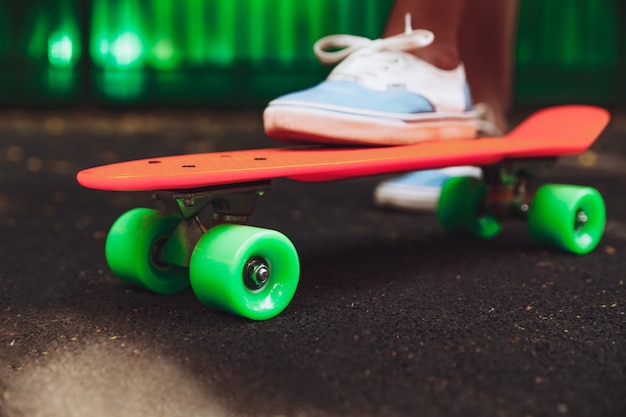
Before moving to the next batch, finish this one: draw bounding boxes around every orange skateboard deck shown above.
[77,105,610,321]
[77,105,609,191]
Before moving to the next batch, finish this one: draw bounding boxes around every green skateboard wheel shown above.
[189,224,300,320]
[528,184,605,254]
[437,176,501,239]
[105,208,190,294]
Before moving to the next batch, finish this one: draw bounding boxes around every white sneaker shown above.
[374,166,483,211]
[264,15,477,145]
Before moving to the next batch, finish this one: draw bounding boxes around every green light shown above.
[90,0,110,66]
[48,32,74,68]
[147,0,182,70]
[152,39,174,61]
[150,38,181,70]
[98,39,110,56]
[110,32,143,67]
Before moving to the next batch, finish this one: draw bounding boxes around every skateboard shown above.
[77,105,609,320]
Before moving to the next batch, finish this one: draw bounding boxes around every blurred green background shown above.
[0,0,623,107]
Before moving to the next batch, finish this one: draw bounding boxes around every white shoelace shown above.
[313,13,434,65]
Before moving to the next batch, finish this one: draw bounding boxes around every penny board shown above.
[77,106,609,191]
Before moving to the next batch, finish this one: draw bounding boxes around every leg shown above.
[459,0,518,131]
[383,0,469,70]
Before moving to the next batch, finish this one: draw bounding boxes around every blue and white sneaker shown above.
[374,166,483,211]
[264,15,477,145]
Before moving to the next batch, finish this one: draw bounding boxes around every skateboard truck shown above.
[149,180,271,268]
[482,159,556,219]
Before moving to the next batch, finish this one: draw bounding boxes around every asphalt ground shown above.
[0,108,625,417]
